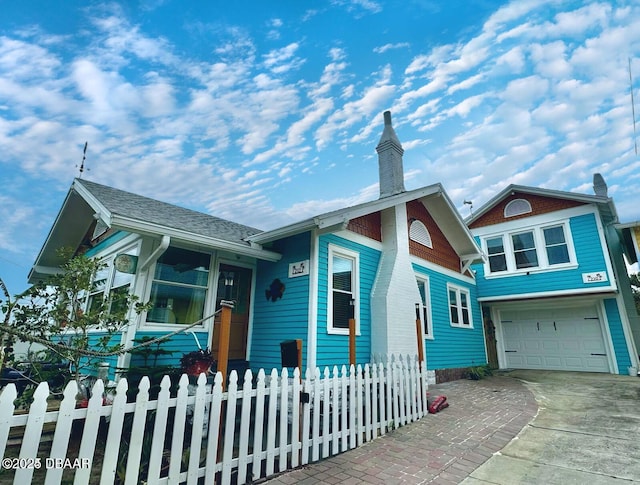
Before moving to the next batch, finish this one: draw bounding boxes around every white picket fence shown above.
[0,355,428,484]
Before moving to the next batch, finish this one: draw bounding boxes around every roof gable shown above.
[249,183,483,263]
[29,178,279,283]
[75,179,262,242]
[468,191,586,229]
[467,184,616,229]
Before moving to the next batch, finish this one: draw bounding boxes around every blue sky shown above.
[1,0,640,294]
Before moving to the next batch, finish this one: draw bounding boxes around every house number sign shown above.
[582,271,607,284]
[289,260,309,278]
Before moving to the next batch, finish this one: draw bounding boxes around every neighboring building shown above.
[29,112,487,381]
[618,222,640,268]
[468,176,640,374]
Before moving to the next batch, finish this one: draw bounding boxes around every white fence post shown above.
[251,369,266,480]
[168,374,189,483]
[290,367,301,468]
[187,373,209,483]
[321,367,330,459]
[300,368,312,465]
[75,379,104,484]
[265,368,279,476]
[124,376,149,484]
[340,365,348,452]
[331,366,339,455]
[237,369,253,484]
[15,382,49,484]
[145,376,171,484]
[204,372,224,485]
[278,368,289,472]
[99,378,128,485]
[45,380,78,485]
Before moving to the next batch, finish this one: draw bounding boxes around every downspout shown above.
[306,229,319,371]
[139,235,171,272]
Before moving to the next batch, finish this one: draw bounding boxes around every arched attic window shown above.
[409,219,433,248]
[504,198,532,218]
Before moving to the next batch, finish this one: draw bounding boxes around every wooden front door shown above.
[483,307,499,369]
[211,264,252,360]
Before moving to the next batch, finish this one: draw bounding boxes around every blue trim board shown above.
[84,231,130,257]
[604,298,632,373]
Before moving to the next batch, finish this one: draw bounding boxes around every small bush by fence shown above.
[0,355,428,484]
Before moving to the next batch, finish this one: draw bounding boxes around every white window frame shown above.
[504,198,532,218]
[447,283,473,328]
[144,245,214,328]
[511,229,539,270]
[482,221,577,277]
[85,244,139,321]
[416,275,433,339]
[327,244,360,335]
[542,224,571,266]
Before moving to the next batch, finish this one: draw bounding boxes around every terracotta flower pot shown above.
[186,360,211,376]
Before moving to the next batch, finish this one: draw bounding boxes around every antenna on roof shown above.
[629,58,638,156]
[464,200,473,216]
[77,142,88,178]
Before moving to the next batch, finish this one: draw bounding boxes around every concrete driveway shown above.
[464,370,640,484]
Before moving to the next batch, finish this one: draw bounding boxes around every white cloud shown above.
[262,42,305,73]
[373,42,410,54]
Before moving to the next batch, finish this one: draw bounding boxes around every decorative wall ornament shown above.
[266,278,286,302]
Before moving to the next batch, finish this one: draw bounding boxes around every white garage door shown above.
[500,305,610,373]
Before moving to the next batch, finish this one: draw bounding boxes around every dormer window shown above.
[409,219,433,248]
[504,199,532,218]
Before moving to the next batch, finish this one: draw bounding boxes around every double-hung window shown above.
[448,284,472,328]
[416,276,433,339]
[486,236,507,272]
[511,231,538,269]
[328,245,359,334]
[543,225,570,265]
[147,247,211,325]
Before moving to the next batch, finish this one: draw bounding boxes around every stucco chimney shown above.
[376,111,405,198]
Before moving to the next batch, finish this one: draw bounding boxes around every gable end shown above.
[469,193,586,229]
[347,212,382,241]
[406,200,460,272]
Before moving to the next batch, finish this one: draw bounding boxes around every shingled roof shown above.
[76,179,262,244]
[29,178,280,283]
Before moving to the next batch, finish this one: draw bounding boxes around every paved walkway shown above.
[264,374,537,484]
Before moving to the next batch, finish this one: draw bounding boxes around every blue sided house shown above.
[28,111,640,380]
[467,176,640,375]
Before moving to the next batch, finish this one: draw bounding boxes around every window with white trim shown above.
[448,284,472,328]
[147,246,211,325]
[482,222,575,275]
[86,246,137,315]
[512,231,538,269]
[327,245,359,334]
[504,199,532,217]
[416,276,433,339]
[486,236,507,272]
[543,225,570,265]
